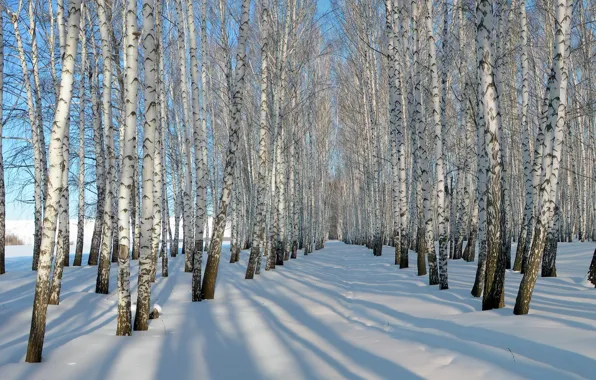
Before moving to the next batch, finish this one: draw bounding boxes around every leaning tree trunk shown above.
[29,0,48,272]
[11,12,44,272]
[25,0,82,362]
[201,0,251,300]
[514,0,572,315]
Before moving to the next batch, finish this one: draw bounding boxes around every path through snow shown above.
[1,241,595,379]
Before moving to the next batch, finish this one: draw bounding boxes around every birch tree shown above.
[74,8,87,266]
[514,0,572,315]
[246,5,270,279]
[95,0,116,294]
[426,0,448,290]
[187,0,206,301]
[476,0,505,310]
[116,0,140,336]
[25,0,83,362]
[201,0,251,300]
[134,0,158,331]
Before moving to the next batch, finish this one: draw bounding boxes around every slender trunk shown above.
[427,0,448,290]
[477,0,505,310]
[134,0,158,331]
[74,17,86,266]
[29,0,48,271]
[115,0,140,336]
[157,1,169,278]
[12,12,44,272]
[514,0,572,315]
[201,0,251,300]
[26,0,82,362]
[88,49,105,266]
[48,95,71,305]
[187,0,206,301]
[95,0,115,295]
[514,0,532,272]
[174,0,194,273]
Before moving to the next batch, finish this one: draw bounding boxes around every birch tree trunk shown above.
[275,122,286,265]
[134,0,158,331]
[413,0,433,279]
[385,0,399,265]
[26,0,82,362]
[95,0,115,295]
[201,0,251,300]
[157,0,169,278]
[48,97,70,305]
[116,0,140,336]
[477,0,505,310]
[29,0,47,271]
[74,11,86,266]
[514,0,572,315]
[11,11,44,272]
[426,0,448,290]
[174,0,194,273]
[513,0,532,272]
[89,44,105,267]
[187,0,207,301]
[471,75,489,297]
[151,85,162,283]
[396,0,409,269]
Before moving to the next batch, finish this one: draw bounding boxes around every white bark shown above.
[95,0,115,295]
[515,0,572,315]
[202,0,251,300]
[174,0,195,273]
[426,0,448,290]
[26,0,82,362]
[187,0,206,301]
[11,10,44,271]
[134,0,158,331]
[116,0,139,336]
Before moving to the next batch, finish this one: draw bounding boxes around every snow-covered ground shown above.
[1,241,595,379]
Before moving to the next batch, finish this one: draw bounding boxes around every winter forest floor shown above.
[1,242,596,380]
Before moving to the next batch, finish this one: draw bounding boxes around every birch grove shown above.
[0,0,591,365]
